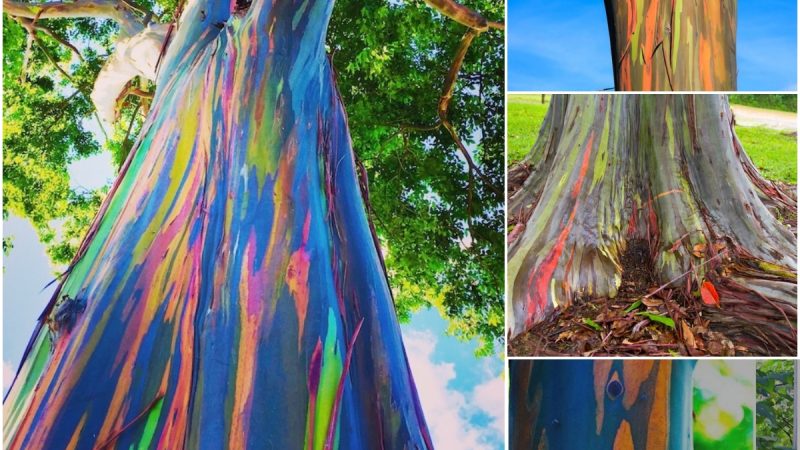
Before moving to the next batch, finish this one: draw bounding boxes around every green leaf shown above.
[624,299,642,314]
[582,318,602,331]
[636,312,675,329]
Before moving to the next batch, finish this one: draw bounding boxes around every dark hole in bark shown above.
[235,0,252,13]
[47,295,87,345]
[606,379,624,399]
[619,239,655,296]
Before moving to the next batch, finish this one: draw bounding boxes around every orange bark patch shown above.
[698,37,713,90]
[593,360,613,434]
[622,360,655,409]
[626,0,637,38]
[646,361,671,449]
[527,131,596,326]
[612,420,634,450]
[287,247,311,336]
[640,0,659,90]
[287,211,312,342]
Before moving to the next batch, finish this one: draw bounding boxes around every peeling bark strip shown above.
[604,0,737,91]
[509,360,695,449]
[507,94,797,355]
[3,0,434,448]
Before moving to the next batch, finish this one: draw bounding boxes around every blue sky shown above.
[2,146,503,448]
[508,0,798,91]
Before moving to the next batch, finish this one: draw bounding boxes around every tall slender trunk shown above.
[795,360,799,449]
[604,0,737,91]
[3,0,433,448]
[509,360,695,449]
[508,94,796,355]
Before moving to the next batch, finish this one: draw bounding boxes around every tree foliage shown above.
[756,360,796,449]
[2,0,504,354]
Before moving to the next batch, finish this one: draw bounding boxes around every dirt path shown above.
[731,104,797,132]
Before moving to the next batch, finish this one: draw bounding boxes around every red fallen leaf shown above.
[700,281,720,307]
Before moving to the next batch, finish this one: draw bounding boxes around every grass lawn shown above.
[507,94,550,165]
[507,95,797,184]
[733,126,797,184]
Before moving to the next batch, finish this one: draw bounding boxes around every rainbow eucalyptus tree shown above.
[509,360,696,449]
[507,94,797,355]
[3,0,501,447]
[604,0,737,90]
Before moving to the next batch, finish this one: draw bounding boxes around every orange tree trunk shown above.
[604,0,737,91]
[509,360,695,449]
[507,94,796,355]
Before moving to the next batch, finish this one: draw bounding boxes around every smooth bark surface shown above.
[509,360,695,449]
[4,0,433,448]
[508,94,796,355]
[604,0,737,91]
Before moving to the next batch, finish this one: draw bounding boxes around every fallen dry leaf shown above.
[642,298,663,307]
[680,320,696,348]
[692,243,707,257]
[700,281,720,307]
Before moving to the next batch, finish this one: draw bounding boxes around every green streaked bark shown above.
[508,94,797,355]
[604,0,737,91]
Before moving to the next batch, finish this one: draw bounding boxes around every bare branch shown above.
[423,0,503,32]
[18,18,77,86]
[438,29,477,118]
[33,23,84,62]
[374,29,501,196]
[438,30,501,196]
[3,0,143,36]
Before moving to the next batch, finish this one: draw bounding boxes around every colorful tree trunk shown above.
[509,360,695,449]
[3,0,433,448]
[507,94,796,355]
[604,0,737,91]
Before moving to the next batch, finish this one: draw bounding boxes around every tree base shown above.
[507,95,797,356]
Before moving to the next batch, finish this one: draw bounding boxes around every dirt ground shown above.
[732,105,797,132]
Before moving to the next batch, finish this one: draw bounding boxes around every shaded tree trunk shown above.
[604,0,737,91]
[509,360,695,449]
[508,94,796,355]
[3,0,434,448]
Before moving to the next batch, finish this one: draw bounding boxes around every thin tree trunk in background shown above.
[795,360,798,449]
[509,360,695,449]
[507,94,796,355]
[3,0,433,448]
[604,0,737,91]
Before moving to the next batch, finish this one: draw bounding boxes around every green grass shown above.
[507,94,550,166]
[728,94,797,113]
[734,126,797,183]
[507,94,797,183]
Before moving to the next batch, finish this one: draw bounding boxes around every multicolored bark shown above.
[3,0,433,448]
[509,360,695,449]
[507,94,796,355]
[604,0,737,91]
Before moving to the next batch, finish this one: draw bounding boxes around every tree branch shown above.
[423,0,503,31]
[438,30,501,196]
[25,19,85,62]
[3,0,144,37]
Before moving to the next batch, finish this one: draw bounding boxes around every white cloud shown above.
[403,330,502,450]
[471,372,504,437]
